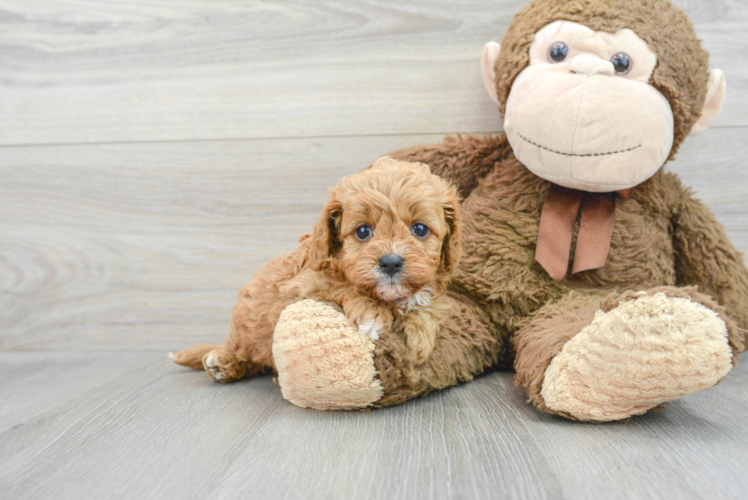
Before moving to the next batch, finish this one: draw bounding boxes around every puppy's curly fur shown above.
[173,157,462,382]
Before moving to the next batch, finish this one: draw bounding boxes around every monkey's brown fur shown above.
[173,159,462,380]
[363,0,748,413]
[374,138,747,412]
[177,0,747,420]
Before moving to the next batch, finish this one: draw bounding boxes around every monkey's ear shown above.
[481,41,501,105]
[690,69,726,136]
[307,195,343,271]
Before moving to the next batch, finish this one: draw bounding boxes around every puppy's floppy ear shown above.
[439,186,463,277]
[307,193,343,271]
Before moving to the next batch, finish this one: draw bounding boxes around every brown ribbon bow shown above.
[535,184,632,281]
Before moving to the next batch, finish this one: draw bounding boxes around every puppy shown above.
[172,156,462,383]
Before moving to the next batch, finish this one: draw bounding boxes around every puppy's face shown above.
[309,157,462,302]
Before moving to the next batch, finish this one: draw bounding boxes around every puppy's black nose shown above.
[379,253,404,276]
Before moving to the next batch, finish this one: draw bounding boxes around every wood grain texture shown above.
[0,0,746,146]
[0,1,747,497]
[0,353,747,500]
[0,134,441,350]
[1,130,745,351]
[0,351,160,430]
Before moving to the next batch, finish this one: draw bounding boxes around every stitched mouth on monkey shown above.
[504,72,674,192]
[517,132,642,159]
[500,21,676,193]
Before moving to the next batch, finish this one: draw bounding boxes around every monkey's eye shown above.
[411,223,429,238]
[548,42,569,63]
[611,53,632,75]
[355,224,373,241]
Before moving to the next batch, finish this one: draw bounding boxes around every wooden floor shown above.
[1,1,747,499]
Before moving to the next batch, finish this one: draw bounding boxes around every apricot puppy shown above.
[173,156,462,382]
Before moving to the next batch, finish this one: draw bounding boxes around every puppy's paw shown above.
[405,331,436,365]
[403,311,439,365]
[202,351,226,381]
[357,317,382,341]
[202,349,246,383]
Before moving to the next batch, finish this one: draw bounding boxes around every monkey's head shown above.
[482,0,726,193]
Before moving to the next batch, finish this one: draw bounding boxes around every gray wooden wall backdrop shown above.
[1,0,745,352]
[2,2,748,500]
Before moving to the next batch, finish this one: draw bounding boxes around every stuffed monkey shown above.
[177,0,748,422]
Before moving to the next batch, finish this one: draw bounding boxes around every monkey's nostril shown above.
[379,253,405,276]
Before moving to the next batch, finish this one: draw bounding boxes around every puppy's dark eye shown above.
[611,53,632,75]
[411,223,429,238]
[548,42,569,63]
[355,224,373,241]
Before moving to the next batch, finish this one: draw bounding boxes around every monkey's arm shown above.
[372,291,506,407]
[386,134,512,199]
[672,187,748,341]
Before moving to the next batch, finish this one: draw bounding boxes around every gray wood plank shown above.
[497,362,748,500]
[0,1,746,498]
[0,351,159,430]
[0,353,747,500]
[0,355,286,500]
[1,130,745,351]
[0,0,745,146]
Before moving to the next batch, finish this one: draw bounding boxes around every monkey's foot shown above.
[202,349,247,383]
[540,291,734,422]
[272,299,384,410]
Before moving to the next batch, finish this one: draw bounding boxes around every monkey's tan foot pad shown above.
[202,349,246,383]
[541,292,733,422]
[273,299,384,410]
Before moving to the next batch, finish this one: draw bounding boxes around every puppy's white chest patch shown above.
[398,291,432,313]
